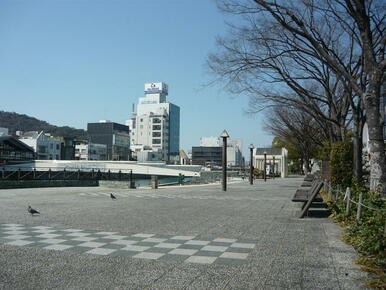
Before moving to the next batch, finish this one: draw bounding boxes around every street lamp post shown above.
[249,144,254,185]
[264,151,267,182]
[273,156,275,179]
[220,130,230,191]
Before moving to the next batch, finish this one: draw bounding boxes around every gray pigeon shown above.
[110,193,116,200]
[28,205,40,215]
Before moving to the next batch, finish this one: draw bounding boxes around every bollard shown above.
[356,193,363,222]
[345,187,351,217]
[151,176,158,189]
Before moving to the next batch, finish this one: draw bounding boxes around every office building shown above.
[126,82,180,162]
[87,121,130,161]
[198,136,243,167]
[191,146,222,167]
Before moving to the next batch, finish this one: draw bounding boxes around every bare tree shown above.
[211,0,385,193]
[265,105,324,173]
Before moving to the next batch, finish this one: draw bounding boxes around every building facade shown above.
[19,131,61,160]
[126,82,180,162]
[191,146,222,167]
[87,121,130,161]
[252,147,288,178]
[75,142,107,160]
[198,136,243,167]
[0,136,35,164]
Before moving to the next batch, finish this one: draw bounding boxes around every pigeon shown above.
[28,205,40,215]
[110,193,117,200]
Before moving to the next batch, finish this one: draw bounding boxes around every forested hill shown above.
[0,111,87,140]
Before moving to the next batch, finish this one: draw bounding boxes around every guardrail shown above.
[0,167,134,181]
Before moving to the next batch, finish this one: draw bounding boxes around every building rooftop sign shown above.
[144,82,168,95]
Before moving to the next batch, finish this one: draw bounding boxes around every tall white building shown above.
[127,82,180,162]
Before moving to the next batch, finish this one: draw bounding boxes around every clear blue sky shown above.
[0,0,273,153]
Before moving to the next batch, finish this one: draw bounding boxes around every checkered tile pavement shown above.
[0,224,256,265]
[79,192,260,201]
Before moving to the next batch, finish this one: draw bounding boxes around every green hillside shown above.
[0,111,87,140]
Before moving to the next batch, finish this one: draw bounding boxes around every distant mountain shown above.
[0,111,87,140]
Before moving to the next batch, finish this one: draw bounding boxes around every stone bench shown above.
[292,179,324,218]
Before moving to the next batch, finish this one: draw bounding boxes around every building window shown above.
[50,144,53,149]
[56,144,59,150]
[152,139,161,144]
[153,125,161,130]
[152,132,161,137]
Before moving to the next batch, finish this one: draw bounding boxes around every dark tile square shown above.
[144,247,170,253]
[135,241,158,247]
[100,244,126,250]
[179,244,203,250]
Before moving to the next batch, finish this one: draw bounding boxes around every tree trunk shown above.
[363,90,386,194]
[352,117,364,183]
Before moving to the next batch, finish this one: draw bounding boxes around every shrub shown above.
[330,140,353,188]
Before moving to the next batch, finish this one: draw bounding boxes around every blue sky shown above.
[0,0,273,153]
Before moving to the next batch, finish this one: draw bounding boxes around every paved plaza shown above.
[0,178,369,289]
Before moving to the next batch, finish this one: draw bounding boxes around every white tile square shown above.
[154,243,180,249]
[100,235,127,240]
[95,231,118,235]
[39,238,66,244]
[213,238,237,243]
[86,248,116,255]
[111,240,138,246]
[185,256,216,264]
[220,252,248,259]
[4,235,30,240]
[78,242,106,248]
[5,240,34,246]
[3,231,28,235]
[133,252,164,260]
[36,234,62,239]
[184,240,210,246]
[71,236,98,242]
[66,232,90,237]
[201,245,228,252]
[33,229,57,234]
[170,235,196,241]
[142,238,167,243]
[62,229,83,232]
[44,244,73,251]
[121,245,150,252]
[2,223,24,227]
[231,243,255,249]
[131,233,154,238]
[168,249,198,256]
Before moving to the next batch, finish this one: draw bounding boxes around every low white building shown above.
[19,131,61,160]
[252,147,288,178]
[75,143,107,160]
